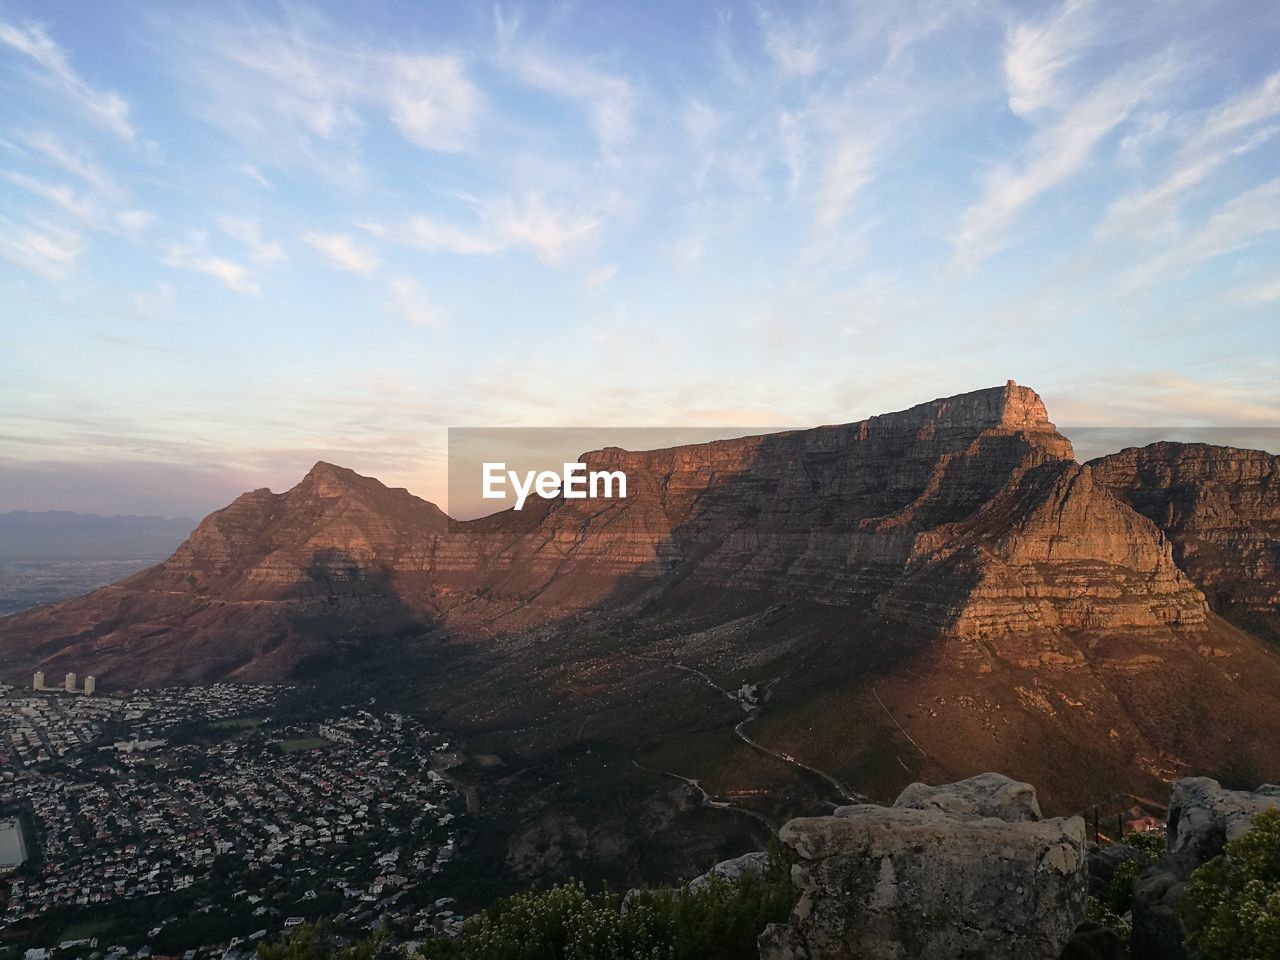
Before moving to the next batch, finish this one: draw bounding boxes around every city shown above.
[0,679,468,956]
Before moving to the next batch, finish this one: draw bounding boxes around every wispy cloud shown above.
[954,54,1178,268]
[493,8,634,160]
[388,54,482,152]
[1002,0,1097,117]
[217,217,286,264]
[387,277,443,329]
[375,194,600,265]
[1126,176,1280,287]
[156,9,483,175]
[0,21,137,141]
[302,231,380,274]
[162,232,260,295]
[0,215,83,277]
[1099,71,1280,240]
[1228,274,1280,304]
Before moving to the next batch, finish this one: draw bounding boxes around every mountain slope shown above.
[1,383,1278,820]
[1092,442,1280,642]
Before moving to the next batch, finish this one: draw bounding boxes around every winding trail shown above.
[627,653,868,807]
[630,760,774,830]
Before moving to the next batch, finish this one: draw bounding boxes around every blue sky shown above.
[1,0,1278,516]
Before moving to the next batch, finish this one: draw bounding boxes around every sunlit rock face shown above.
[0,383,1228,685]
[1092,442,1280,642]
[760,774,1088,960]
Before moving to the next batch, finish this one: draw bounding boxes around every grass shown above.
[56,919,115,941]
[211,716,262,730]
[277,736,331,753]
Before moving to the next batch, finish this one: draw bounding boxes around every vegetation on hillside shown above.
[1084,830,1166,947]
[256,846,793,960]
[1180,807,1280,960]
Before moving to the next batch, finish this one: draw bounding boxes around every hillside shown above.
[2,382,1278,866]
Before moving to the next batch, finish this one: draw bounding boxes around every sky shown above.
[1,0,1279,517]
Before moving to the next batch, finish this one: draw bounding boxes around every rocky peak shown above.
[1091,442,1280,640]
[298,461,372,499]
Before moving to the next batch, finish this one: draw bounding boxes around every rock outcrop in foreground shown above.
[759,773,1088,959]
[760,774,1280,960]
[1131,777,1280,960]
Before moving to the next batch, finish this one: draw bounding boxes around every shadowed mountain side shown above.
[1092,442,1280,643]
[1,383,1279,821]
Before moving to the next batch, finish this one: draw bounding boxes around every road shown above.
[627,652,868,808]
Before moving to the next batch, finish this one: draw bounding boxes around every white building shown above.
[84,676,96,697]
[32,671,44,691]
[64,672,77,693]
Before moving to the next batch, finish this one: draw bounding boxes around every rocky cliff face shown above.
[1,384,1278,823]
[760,773,1088,960]
[1091,443,1280,642]
[451,381,1206,642]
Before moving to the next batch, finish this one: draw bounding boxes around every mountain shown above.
[0,511,196,559]
[1092,442,1280,643]
[2,382,1279,836]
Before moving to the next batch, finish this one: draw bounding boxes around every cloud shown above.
[387,278,443,328]
[1003,0,1097,117]
[302,231,380,274]
[1099,72,1280,240]
[239,163,274,190]
[1125,176,1280,286]
[388,54,481,152]
[755,5,826,77]
[0,21,136,141]
[1229,275,1280,304]
[156,9,483,175]
[954,56,1177,268]
[814,136,881,231]
[493,11,634,159]
[15,129,121,197]
[217,217,286,264]
[3,170,99,223]
[162,234,260,295]
[375,194,599,264]
[0,215,83,277]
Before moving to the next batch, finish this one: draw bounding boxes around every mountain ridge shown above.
[2,382,1278,823]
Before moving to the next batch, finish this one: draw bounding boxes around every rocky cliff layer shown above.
[1091,442,1280,641]
[0,384,1240,688]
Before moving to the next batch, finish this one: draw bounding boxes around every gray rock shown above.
[1059,921,1127,960]
[761,776,1087,960]
[892,771,1044,822]
[1087,841,1150,899]
[1131,777,1280,960]
[687,850,769,892]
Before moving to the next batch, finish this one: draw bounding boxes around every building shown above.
[32,671,44,691]
[64,672,77,693]
[0,817,27,873]
[84,676,97,697]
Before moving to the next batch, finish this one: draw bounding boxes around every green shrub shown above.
[1104,831,1164,916]
[1180,807,1280,960]
[1086,896,1131,947]
[419,846,793,960]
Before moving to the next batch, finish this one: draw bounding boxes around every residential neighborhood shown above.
[0,680,468,955]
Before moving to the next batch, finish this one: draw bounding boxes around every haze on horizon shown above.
[2,0,1278,518]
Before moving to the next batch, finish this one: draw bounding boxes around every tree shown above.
[1180,808,1280,960]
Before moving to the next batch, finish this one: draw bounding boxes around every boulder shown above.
[1086,841,1149,899]
[761,774,1087,960]
[1131,777,1280,960]
[1059,921,1127,960]
[688,850,769,892]
[891,771,1043,822]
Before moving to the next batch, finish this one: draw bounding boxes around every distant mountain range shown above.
[1,382,1277,880]
[0,511,197,559]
